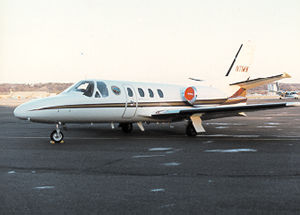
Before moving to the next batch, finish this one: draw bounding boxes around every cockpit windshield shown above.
[65,81,95,97]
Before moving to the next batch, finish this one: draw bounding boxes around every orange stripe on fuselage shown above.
[230,88,247,98]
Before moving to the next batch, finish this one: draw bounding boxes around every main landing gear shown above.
[186,115,206,137]
[119,123,133,133]
[50,123,64,144]
[186,121,197,137]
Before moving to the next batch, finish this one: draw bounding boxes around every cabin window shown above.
[111,86,121,95]
[96,81,109,97]
[127,88,133,97]
[157,89,164,98]
[138,88,145,97]
[148,89,154,98]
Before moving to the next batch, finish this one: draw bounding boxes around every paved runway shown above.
[0,99,300,214]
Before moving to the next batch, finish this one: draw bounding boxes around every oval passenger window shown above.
[157,89,164,98]
[127,88,133,97]
[148,89,154,98]
[138,88,145,97]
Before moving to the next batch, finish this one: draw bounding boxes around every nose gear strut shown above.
[50,123,64,144]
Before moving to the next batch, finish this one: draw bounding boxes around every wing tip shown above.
[282,73,292,78]
[286,102,300,107]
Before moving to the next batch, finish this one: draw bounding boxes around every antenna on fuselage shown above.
[188,77,203,82]
[225,44,243,77]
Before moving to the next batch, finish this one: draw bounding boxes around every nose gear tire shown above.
[50,130,64,143]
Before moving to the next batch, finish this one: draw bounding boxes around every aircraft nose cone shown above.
[14,104,29,120]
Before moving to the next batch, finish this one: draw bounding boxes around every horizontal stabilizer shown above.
[230,73,291,90]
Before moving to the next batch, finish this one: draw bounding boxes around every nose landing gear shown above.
[50,123,64,144]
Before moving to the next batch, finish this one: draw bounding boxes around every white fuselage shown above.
[14,79,244,123]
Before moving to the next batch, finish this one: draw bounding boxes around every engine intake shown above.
[182,86,197,105]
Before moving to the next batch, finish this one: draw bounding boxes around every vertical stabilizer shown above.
[226,41,255,84]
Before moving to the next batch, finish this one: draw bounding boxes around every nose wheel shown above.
[50,123,64,144]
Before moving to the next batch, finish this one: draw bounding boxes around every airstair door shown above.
[122,85,138,118]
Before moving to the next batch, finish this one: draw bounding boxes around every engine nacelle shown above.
[182,86,197,105]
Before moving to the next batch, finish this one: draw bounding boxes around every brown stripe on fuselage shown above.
[31,103,126,111]
[30,98,245,111]
[138,99,227,107]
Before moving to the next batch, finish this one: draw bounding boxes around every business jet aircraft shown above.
[14,42,299,144]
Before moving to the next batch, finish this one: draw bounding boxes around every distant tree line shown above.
[0,83,73,94]
[0,82,299,95]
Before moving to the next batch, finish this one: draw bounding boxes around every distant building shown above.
[267,82,279,96]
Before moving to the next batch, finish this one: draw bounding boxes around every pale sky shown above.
[0,0,299,84]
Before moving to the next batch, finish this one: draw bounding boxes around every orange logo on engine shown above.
[236,65,249,72]
[184,87,195,101]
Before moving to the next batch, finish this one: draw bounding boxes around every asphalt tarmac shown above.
[0,99,300,215]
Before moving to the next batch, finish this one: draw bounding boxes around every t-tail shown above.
[226,41,291,98]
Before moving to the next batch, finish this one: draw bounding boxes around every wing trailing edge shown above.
[152,102,299,121]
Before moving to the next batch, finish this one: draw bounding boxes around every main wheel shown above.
[186,122,197,137]
[50,130,64,143]
[119,123,133,133]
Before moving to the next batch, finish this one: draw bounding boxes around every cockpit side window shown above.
[65,80,94,97]
[83,82,94,97]
[96,82,109,98]
[95,91,101,98]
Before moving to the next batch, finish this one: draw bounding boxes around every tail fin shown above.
[225,41,255,83]
[225,42,291,98]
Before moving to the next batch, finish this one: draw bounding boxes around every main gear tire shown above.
[120,123,133,133]
[186,122,197,137]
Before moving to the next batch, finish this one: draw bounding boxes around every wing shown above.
[152,102,300,121]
